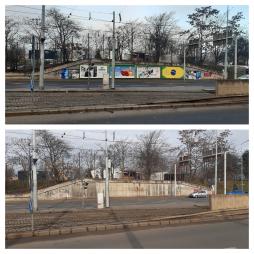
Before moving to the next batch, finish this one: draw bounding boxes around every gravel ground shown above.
[6,207,208,233]
[6,91,213,112]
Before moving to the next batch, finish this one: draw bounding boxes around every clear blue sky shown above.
[5,5,249,32]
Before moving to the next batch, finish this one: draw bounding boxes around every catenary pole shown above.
[111,11,116,89]
[39,5,45,90]
[32,130,38,211]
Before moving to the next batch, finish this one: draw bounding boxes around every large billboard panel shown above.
[80,65,108,78]
[137,66,160,78]
[109,65,136,78]
[161,66,184,79]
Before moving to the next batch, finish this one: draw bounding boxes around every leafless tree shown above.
[47,8,81,63]
[144,12,177,62]
[134,131,171,180]
[37,130,71,183]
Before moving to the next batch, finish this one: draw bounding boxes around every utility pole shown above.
[102,34,105,59]
[87,33,90,60]
[224,6,229,80]
[241,152,244,192]
[234,36,238,79]
[111,11,116,89]
[105,131,110,207]
[78,152,81,179]
[39,5,45,90]
[183,45,186,81]
[32,130,38,211]
[31,35,35,92]
[174,164,177,196]
[215,131,218,195]
[224,151,228,194]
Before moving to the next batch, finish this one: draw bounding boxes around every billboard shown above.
[186,70,202,80]
[60,68,69,79]
[137,66,160,78]
[161,67,184,79]
[69,69,80,79]
[109,65,136,78]
[80,65,108,78]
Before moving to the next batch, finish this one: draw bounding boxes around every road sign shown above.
[28,198,33,213]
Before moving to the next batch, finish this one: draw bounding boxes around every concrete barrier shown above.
[209,194,249,210]
[216,80,249,96]
[6,180,208,201]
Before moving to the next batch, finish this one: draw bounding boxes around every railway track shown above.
[6,207,208,233]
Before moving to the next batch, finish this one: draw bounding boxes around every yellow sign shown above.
[161,67,184,79]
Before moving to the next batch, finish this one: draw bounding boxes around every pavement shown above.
[6,219,248,249]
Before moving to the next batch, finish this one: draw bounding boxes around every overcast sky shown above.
[5,129,249,153]
[5,5,249,32]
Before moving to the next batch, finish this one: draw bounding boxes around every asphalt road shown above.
[6,104,248,124]
[6,197,208,213]
[6,79,216,91]
[7,219,248,249]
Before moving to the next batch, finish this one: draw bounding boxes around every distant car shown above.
[238,74,249,80]
[227,189,245,195]
[189,190,208,198]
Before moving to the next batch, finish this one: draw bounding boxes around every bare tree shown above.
[144,12,177,62]
[37,130,71,183]
[108,140,132,178]
[47,8,81,63]
[134,131,171,180]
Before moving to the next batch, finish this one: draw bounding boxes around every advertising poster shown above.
[161,66,184,79]
[80,65,108,78]
[137,66,160,78]
[69,69,80,79]
[186,70,202,80]
[109,65,136,78]
[60,68,69,79]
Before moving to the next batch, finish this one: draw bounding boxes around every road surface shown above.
[6,196,209,213]
[6,219,248,249]
[6,79,216,91]
[6,104,248,124]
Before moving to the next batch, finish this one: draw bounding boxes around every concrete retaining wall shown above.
[209,194,249,210]
[6,180,208,200]
[37,180,97,200]
[216,80,249,96]
[95,181,204,197]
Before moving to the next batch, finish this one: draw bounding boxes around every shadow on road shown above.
[109,208,143,249]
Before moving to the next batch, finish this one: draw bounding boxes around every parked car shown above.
[189,190,208,198]
[227,189,245,195]
[238,74,249,80]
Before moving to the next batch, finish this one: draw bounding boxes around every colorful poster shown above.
[137,66,160,78]
[109,65,136,78]
[161,66,184,79]
[60,68,69,79]
[80,65,108,78]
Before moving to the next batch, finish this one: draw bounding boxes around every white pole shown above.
[241,151,244,192]
[174,164,177,196]
[111,11,115,89]
[234,36,238,80]
[32,130,38,211]
[39,5,45,90]
[215,131,218,195]
[224,151,227,194]
[105,131,110,207]
[183,46,186,81]
[224,6,229,79]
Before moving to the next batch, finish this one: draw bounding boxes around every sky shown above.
[5,129,249,153]
[5,5,249,32]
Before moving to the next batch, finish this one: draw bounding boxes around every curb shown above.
[6,96,248,117]
[6,209,248,240]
